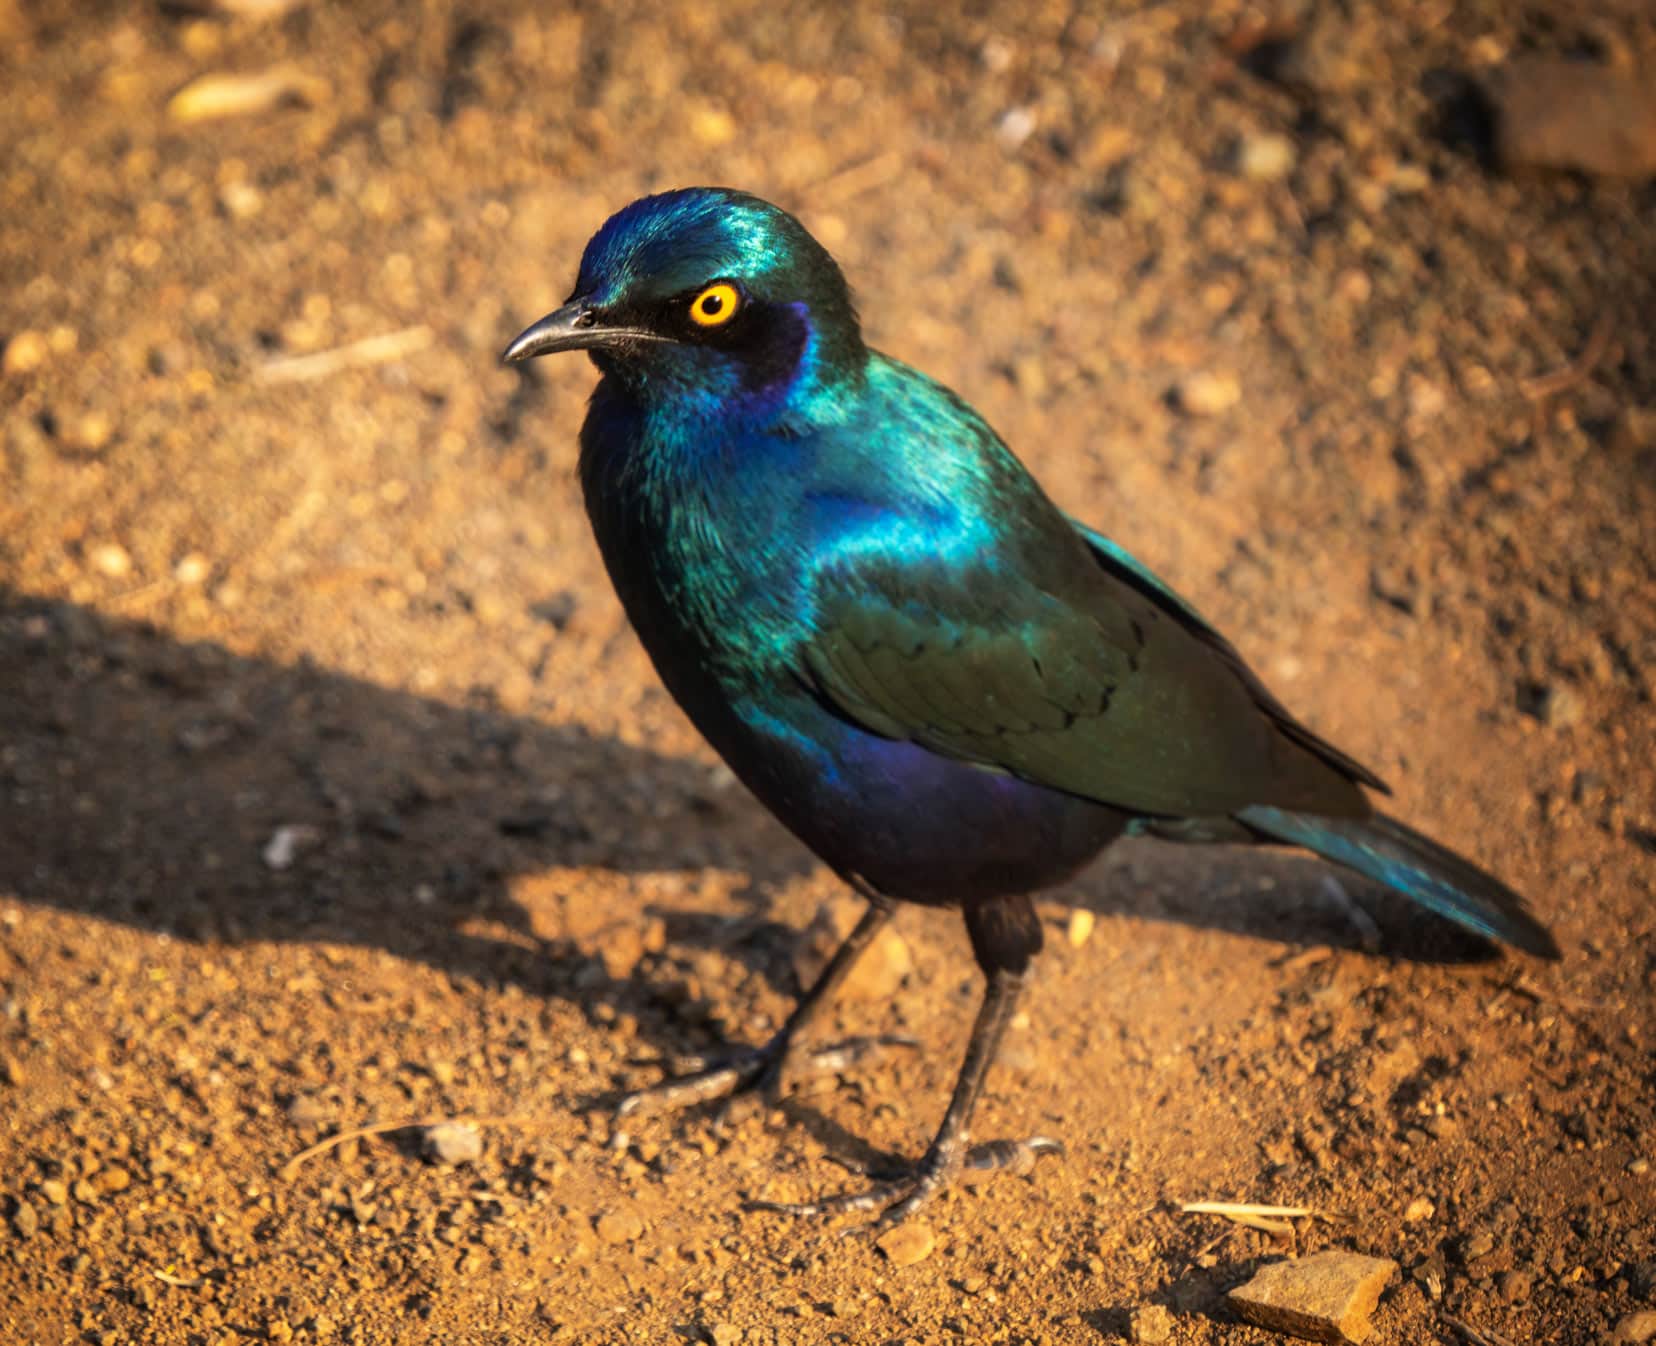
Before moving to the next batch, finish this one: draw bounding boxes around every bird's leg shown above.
[749,893,1063,1225]
[617,892,907,1118]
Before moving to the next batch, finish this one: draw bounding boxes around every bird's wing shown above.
[1066,517,1389,795]
[800,516,1375,819]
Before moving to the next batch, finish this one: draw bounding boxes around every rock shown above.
[792,902,912,1000]
[595,1206,644,1244]
[174,552,212,585]
[1497,1269,1531,1303]
[1173,371,1241,417]
[1487,58,1656,178]
[1613,1312,1656,1344]
[1228,1250,1397,1344]
[1237,132,1296,181]
[1611,407,1656,458]
[262,824,321,870]
[875,1220,935,1268]
[1518,681,1585,729]
[96,1165,132,1194]
[90,543,131,579]
[39,1180,68,1206]
[1403,1197,1435,1223]
[1130,1303,1175,1343]
[9,1200,38,1239]
[1272,13,1376,95]
[706,1325,741,1346]
[996,106,1037,150]
[1066,908,1095,949]
[1628,1260,1656,1300]
[3,330,48,375]
[598,923,646,980]
[423,1121,483,1166]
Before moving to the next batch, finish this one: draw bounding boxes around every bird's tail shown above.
[1239,806,1560,958]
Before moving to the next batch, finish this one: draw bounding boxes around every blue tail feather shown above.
[1240,806,1560,959]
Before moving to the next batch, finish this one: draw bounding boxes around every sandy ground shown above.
[2,3,1654,1344]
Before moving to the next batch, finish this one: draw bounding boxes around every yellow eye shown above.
[689,281,740,328]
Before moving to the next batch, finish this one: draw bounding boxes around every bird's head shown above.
[503,188,865,413]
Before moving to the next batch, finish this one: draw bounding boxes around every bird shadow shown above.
[0,584,1503,1093]
[0,585,812,1029]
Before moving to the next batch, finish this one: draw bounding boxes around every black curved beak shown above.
[502,301,668,364]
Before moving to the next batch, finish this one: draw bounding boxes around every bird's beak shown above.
[502,300,664,363]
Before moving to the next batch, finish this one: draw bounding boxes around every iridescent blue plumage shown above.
[504,187,1558,1223]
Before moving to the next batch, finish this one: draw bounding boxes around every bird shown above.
[503,187,1559,1225]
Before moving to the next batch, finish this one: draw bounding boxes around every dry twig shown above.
[255,325,432,384]
[278,1113,521,1181]
[1520,312,1613,401]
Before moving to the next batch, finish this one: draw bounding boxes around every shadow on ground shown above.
[2,585,1503,1018]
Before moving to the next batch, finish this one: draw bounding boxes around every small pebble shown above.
[1627,1157,1649,1176]
[96,1165,131,1194]
[1066,908,1095,949]
[262,824,321,870]
[1173,371,1241,417]
[707,1325,741,1346]
[875,1220,935,1268]
[10,1201,39,1238]
[1613,1311,1656,1344]
[996,106,1037,150]
[1130,1303,1174,1343]
[3,330,47,374]
[1403,1197,1435,1223]
[1237,132,1296,181]
[423,1121,483,1166]
[90,543,132,579]
[595,1207,644,1244]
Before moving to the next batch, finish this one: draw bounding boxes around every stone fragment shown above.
[1272,13,1375,95]
[90,543,131,579]
[1130,1303,1175,1343]
[262,824,320,870]
[1488,58,1656,178]
[595,1206,644,1244]
[1238,132,1296,181]
[1228,1250,1397,1344]
[423,1121,483,1166]
[96,1165,132,1194]
[1066,908,1095,949]
[1613,1312,1656,1344]
[792,902,912,1000]
[1174,371,1242,417]
[875,1220,935,1268]
[3,330,48,375]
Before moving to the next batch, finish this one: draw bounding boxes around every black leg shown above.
[617,890,909,1117]
[748,893,1062,1224]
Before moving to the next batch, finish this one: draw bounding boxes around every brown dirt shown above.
[3,3,1654,1344]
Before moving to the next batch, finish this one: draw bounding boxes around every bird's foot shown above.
[615,1034,917,1120]
[748,1135,1063,1226]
